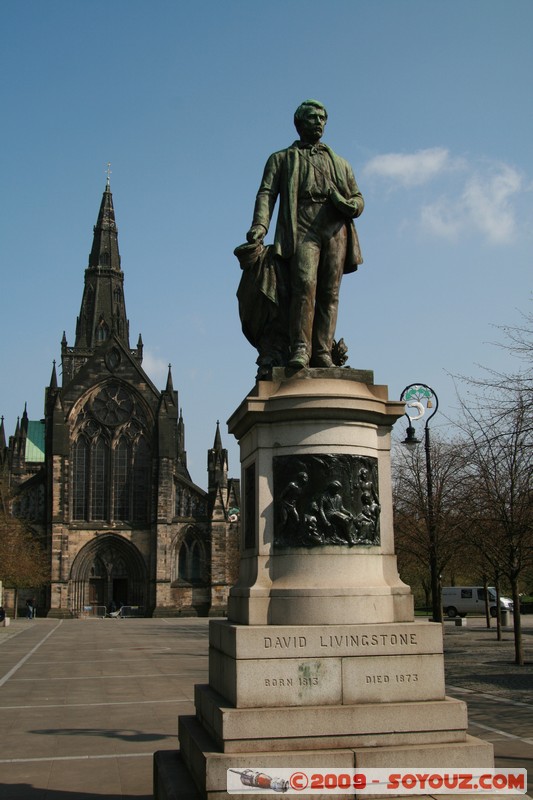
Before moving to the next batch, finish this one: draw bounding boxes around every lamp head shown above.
[403,425,421,448]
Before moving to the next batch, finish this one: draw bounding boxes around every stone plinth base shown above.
[154,749,508,800]
[154,725,493,800]
[226,373,412,628]
[195,684,468,753]
[153,619,494,798]
[153,372,495,798]
[208,620,446,708]
[228,572,415,627]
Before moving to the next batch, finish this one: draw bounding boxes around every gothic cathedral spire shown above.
[74,180,130,351]
[62,180,137,384]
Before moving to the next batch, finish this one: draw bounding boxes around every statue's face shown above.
[297,106,327,143]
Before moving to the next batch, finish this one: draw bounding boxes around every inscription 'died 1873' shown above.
[366,673,418,684]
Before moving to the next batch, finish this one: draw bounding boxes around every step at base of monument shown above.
[154,749,521,800]
[154,750,201,800]
[154,750,393,800]
[179,715,355,796]
[194,684,469,753]
[176,714,494,798]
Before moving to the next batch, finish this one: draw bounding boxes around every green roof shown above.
[25,421,45,462]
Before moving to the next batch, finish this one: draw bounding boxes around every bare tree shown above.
[456,392,532,664]
[462,304,533,415]
[450,303,533,663]
[393,435,469,613]
[0,473,49,618]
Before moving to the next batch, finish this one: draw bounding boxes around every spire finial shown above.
[213,420,222,450]
[106,162,112,187]
[165,363,174,393]
[50,360,58,389]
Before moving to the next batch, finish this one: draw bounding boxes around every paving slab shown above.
[0,618,209,799]
[0,616,531,798]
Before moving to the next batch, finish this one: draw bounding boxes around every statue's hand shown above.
[246,224,266,244]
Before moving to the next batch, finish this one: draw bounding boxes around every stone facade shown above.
[0,182,240,618]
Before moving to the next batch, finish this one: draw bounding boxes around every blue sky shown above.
[1,0,532,485]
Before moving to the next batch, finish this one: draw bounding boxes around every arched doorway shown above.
[70,534,148,615]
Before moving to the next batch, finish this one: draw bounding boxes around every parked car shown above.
[441,586,513,618]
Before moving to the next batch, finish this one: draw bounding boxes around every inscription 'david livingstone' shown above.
[263,631,418,650]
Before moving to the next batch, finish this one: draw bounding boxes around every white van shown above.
[441,586,513,618]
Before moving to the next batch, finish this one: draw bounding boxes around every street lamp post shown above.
[400,383,442,623]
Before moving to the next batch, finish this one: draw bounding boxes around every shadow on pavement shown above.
[0,788,151,800]
[29,727,171,743]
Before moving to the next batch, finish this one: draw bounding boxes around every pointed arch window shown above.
[113,437,130,520]
[178,546,187,580]
[132,436,150,522]
[95,320,109,342]
[177,530,205,584]
[71,400,151,524]
[190,540,202,581]
[72,437,89,520]
[91,438,109,520]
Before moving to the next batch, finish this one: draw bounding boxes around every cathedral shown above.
[0,180,240,617]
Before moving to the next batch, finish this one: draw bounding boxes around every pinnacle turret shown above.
[21,403,28,435]
[0,416,6,455]
[177,407,188,473]
[208,420,228,492]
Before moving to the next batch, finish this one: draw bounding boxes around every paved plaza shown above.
[0,616,531,799]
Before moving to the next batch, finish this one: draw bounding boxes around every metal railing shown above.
[107,605,145,618]
[76,604,145,619]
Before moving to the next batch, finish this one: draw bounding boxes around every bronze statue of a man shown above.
[246,100,364,369]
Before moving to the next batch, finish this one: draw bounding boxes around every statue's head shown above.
[294,100,328,143]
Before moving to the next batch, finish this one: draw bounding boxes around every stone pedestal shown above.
[154,370,493,799]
